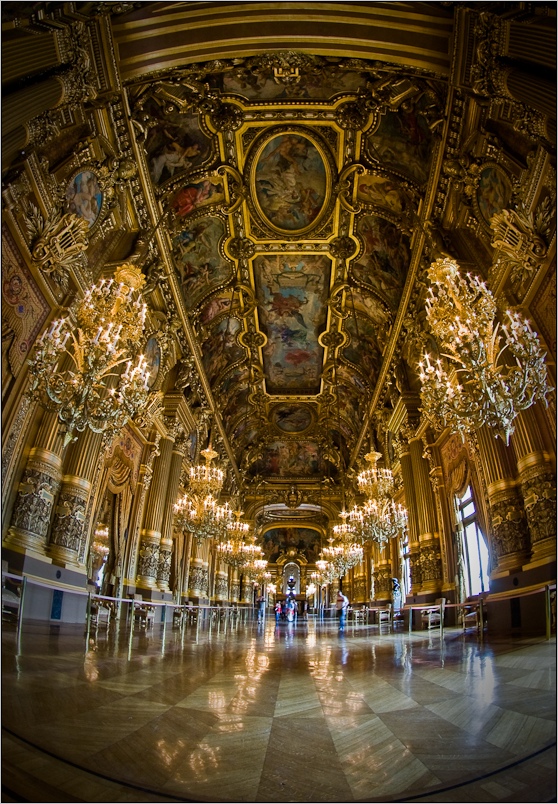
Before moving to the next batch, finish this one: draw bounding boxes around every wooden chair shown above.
[376,604,392,626]
[90,601,112,627]
[133,595,155,627]
[421,598,445,629]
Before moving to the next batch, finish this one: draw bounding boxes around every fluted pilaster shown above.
[156,436,187,591]
[409,437,442,594]
[48,428,103,566]
[512,407,557,563]
[136,435,174,589]
[476,425,530,572]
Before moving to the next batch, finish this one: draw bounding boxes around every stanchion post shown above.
[545,585,551,641]
[85,591,92,648]
[408,606,412,634]
[127,601,135,660]
[478,598,484,642]
[16,576,27,655]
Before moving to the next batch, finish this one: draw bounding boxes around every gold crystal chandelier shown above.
[419,257,551,444]
[322,532,363,578]
[353,451,408,546]
[244,559,270,584]
[217,510,263,568]
[173,445,232,541]
[91,524,110,558]
[29,264,150,446]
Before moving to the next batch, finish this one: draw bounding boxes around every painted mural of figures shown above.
[354,215,409,310]
[66,171,102,227]
[150,139,201,183]
[172,179,223,218]
[367,105,433,185]
[254,133,326,230]
[477,167,510,225]
[357,175,408,213]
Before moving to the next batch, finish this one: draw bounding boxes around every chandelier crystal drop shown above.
[28,264,150,446]
[418,257,551,445]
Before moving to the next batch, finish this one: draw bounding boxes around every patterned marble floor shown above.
[2,615,556,803]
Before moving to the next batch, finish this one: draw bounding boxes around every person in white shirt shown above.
[336,590,349,631]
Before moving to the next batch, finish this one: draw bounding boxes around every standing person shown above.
[336,590,349,631]
[274,600,282,624]
[257,595,266,623]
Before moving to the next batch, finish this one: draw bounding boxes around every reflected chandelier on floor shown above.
[419,257,551,444]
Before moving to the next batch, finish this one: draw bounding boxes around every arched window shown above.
[456,485,489,597]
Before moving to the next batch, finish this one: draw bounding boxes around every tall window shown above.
[401,536,411,598]
[456,485,489,597]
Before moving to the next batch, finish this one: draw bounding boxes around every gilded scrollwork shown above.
[25,204,89,292]
[521,471,557,544]
[50,491,87,552]
[137,541,159,578]
[489,496,530,564]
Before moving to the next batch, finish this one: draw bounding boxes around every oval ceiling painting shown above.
[271,403,314,434]
[252,131,329,233]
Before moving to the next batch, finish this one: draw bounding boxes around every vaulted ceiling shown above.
[4,2,555,530]
[107,2,459,519]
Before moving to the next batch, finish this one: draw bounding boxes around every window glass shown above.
[457,485,489,597]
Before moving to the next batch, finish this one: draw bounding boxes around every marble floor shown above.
[2,615,556,803]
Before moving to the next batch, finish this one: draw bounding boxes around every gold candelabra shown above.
[419,257,551,444]
[28,264,150,446]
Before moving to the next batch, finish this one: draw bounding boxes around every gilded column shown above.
[352,556,367,603]
[230,567,240,603]
[5,410,65,554]
[512,406,556,564]
[188,537,210,601]
[48,428,104,566]
[136,434,174,590]
[409,434,443,595]
[156,430,187,592]
[476,425,530,573]
[397,432,421,593]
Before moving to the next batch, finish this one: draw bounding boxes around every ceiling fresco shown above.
[125,55,447,494]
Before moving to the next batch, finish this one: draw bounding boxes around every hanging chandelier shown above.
[349,498,407,546]
[354,451,408,545]
[28,264,150,446]
[322,534,363,578]
[173,446,232,541]
[244,559,270,584]
[418,257,551,445]
[357,451,395,499]
[311,563,335,586]
[91,524,110,558]
[217,511,262,568]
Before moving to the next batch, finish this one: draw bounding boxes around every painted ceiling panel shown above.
[123,50,447,485]
[255,254,331,395]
